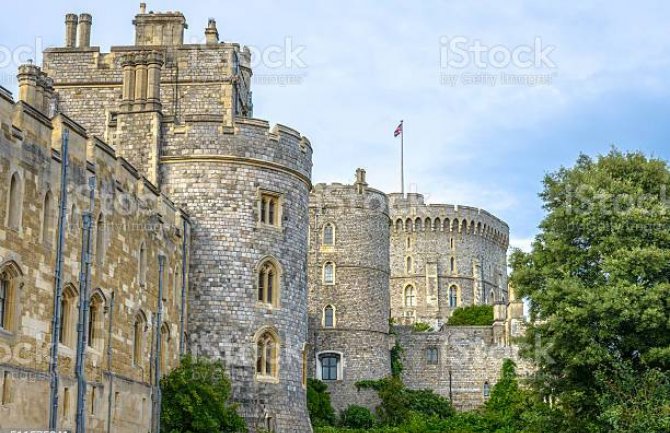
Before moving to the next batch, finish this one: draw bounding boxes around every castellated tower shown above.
[307,169,392,412]
[42,5,312,432]
[388,193,509,328]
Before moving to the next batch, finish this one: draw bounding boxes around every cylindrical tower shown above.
[388,193,509,328]
[308,169,392,412]
[161,119,313,433]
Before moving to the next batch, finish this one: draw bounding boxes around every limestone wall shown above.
[0,84,188,432]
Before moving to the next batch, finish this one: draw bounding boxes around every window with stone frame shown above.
[404,285,416,307]
[87,292,105,351]
[138,242,147,286]
[259,192,281,226]
[59,285,78,347]
[257,259,279,306]
[133,312,147,367]
[426,346,439,365]
[41,190,55,245]
[0,272,10,330]
[323,262,335,285]
[319,353,341,381]
[255,330,279,380]
[406,256,413,274]
[322,223,335,246]
[449,285,459,308]
[323,305,335,328]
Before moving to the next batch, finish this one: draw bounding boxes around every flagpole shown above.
[400,120,404,196]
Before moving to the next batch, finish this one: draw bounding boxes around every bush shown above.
[307,379,337,427]
[412,322,432,332]
[340,405,375,429]
[447,305,494,326]
[160,355,246,433]
[404,388,455,419]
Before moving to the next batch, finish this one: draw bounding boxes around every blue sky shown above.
[2,1,670,251]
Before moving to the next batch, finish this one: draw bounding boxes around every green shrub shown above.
[404,388,455,419]
[307,379,337,427]
[390,341,404,378]
[447,305,494,326]
[160,355,246,433]
[412,322,432,332]
[340,405,376,429]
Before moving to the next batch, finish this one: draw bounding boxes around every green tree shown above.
[307,379,337,427]
[160,355,246,433]
[340,405,376,429]
[447,305,494,326]
[510,150,670,432]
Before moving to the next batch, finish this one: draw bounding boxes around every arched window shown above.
[41,190,55,245]
[96,214,105,265]
[449,285,459,308]
[395,219,403,231]
[160,322,171,374]
[489,289,496,305]
[322,223,335,246]
[323,262,335,285]
[59,285,78,347]
[323,305,335,328]
[87,292,105,351]
[404,285,416,307]
[405,256,413,274]
[406,237,411,250]
[0,262,21,331]
[257,259,279,305]
[483,381,491,398]
[318,352,341,381]
[450,257,455,273]
[255,330,279,380]
[450,237,454,249]
[138,243,147,286]
[426,347,439,365]
[133,312,147,367]
[259,192,280,226]
[7,173,23,229]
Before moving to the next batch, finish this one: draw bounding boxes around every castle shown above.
[0,5,526,432]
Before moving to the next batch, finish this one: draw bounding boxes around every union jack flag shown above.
[394,121,403,137]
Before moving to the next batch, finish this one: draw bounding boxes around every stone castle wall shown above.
[0,83,188,432]
[41,7,313,432]
[307,173,392,412]
[388,193,509,328]
[396,321,532,411]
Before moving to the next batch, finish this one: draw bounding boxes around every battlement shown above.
[388,193,509,248]
[0,82,186,231]
[311,169,389,213]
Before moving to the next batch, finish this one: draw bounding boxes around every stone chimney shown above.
[64,14,78,48]
[355,168,368,194]
[78,13,92,48]
[205,18,219,45]
[133,6,188,46]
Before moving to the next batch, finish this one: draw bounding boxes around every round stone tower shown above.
[388,193,509,328]
[307,169,392,412]
[161,118,313,432]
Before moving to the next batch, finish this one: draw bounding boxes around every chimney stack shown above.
[355,168,368,193]
[77,13,92,48]
[64,14,78,48]
[205,18,219,45]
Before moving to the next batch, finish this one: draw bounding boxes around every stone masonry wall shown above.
[307,175,392,413]
[389,193,509,328]
[0,84,188,432]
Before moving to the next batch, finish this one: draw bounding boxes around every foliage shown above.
[356,377,454,426]
[307,379,337,427]
[390,341,404,378]
[447,305,494,326]
[412,322,432,332]
[509,149,670,432]
[160,355,246,433]
[340,405,376,429]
